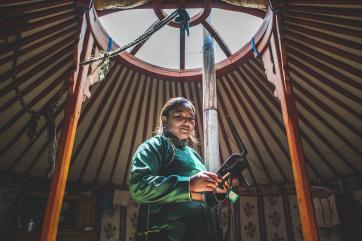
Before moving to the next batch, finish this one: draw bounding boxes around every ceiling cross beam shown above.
[180,27,186,69]
[202,20,232,57]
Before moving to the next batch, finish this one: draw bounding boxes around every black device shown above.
[205,116,250,207]
[204,153,249,207]
[216,153,249,188]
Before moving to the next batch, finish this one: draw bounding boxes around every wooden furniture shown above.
[13,192,97,241]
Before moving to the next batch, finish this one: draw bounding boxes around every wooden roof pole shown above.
[261,11,319,241]
[40,10,94,241]
[202,19,219,173]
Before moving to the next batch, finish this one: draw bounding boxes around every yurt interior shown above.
[0,1,361,241]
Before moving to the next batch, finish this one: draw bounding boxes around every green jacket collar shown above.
[163,131,187,149]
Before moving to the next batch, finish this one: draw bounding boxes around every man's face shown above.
[163,105,195,140]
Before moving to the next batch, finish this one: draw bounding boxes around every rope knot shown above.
[175,8,190,36]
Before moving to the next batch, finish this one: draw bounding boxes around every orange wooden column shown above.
[40,12,94,241]
[262,13,319,241]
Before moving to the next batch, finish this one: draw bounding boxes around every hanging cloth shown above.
[313,195,340,228]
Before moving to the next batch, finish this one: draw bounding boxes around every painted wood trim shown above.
[243,62,322,178]
[40,12,94,241]
[270,12,319,241]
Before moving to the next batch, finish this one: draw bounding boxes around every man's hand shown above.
[214,177,238,193]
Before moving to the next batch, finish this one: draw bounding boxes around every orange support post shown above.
[262,13,319,241]
[40,12,94,241]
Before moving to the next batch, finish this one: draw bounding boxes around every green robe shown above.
[129,132,217,241]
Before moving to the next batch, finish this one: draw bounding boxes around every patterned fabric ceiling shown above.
[0,0,361,191]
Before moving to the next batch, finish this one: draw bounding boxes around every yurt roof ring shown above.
[153,0,212,28]
[88,2,273,81]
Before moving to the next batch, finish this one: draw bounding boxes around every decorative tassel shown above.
[251,37,260,57]
[97,52,111,82]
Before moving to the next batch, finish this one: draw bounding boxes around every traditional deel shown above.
[129,131,218,241]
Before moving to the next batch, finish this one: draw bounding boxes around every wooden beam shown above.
[0,19,76,56]
[286,53,361,105]
[292,81,361,155]
[189,81,204,156]
[289,63,362,125]
[2,12,76,39]
[2,4,73,27]
[180,28,186,69]
[40,12,94,241]
[287,0,361,5]
[226,72,289,181]
[262,13,319,241]
[293,99,358,173]
[0,59,68,118]
[129,19,160,55]
[107,71,138,184]
[286,4,361,18]
[0,33,74,68]
[142,77,154,140]
[284,16,361,38]
[2,44,72,93]
[76,68,125,182]
[283,28,361,69]
[283,22,362,53]
[285,10,362,29]
[286,44,361,91]
[91,70,133,184]
[4,97,66,172]
[243,62,322,178]
[217,107,233,156]
[121,75,149,185]
[0,0,73,13]
[70,65,120,167]
[219,78,273,183]
[202,20,232,57]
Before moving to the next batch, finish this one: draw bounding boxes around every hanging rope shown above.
[175,8,190,36]
[82,8,187,66]
[10,8,190,177]
[11,34,68,178]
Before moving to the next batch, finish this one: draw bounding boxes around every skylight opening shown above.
[136,25,180,69]
[99,8,263,69]
[210,9,263,53]
[99,9,158,53]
